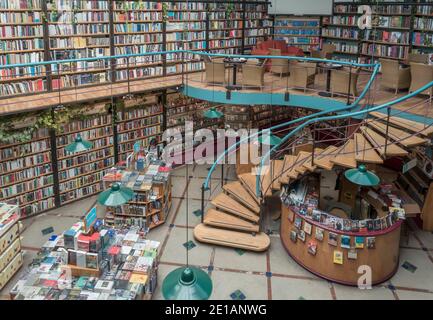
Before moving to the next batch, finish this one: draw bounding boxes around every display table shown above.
[280,175,405,286]
[10,219,160,300]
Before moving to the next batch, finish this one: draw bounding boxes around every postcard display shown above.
[280,175,405,286]
[0,203,23,291]
[9,220,160,300]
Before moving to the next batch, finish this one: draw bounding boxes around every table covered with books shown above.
[9,219,160,300]
[280,173,408,286]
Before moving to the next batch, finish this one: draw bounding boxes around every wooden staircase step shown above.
[370,111,433,136]
[238,171,272,200]
[223,181,260,214]
[287,153,305,179]
[271,160,284,190]
[331,139,357,168]
[194,224,270,252]
[211,193,259,223]
[204,209,259,233]
[354,133,383,164]
[360,126,408,157]
[302,148,324,172]
[250,165,273,197]
[367,120,428,147]
[313,145,338,170]
[279,155,296,184]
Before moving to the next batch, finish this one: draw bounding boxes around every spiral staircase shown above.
[193,109,433,252]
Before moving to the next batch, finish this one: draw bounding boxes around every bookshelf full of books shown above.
[0,125,56,218]
[116,95,164,162]
[113,1,164,82]
[412,2,433,54]
[243,2,272,52]
[47,0,112,89]
[224,104,287,131]
[57,109,115,205]
[273,16,321,54]
[0,0,46,96]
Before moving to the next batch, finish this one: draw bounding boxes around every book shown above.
[366,237,376,249]
[297,230,306,242]
[307,241,317,256]
[328,232,338,247]
[290,229,297,243]
[348,249,358,260]
[333,250,343,265]
[355,237,364,249]
[303,222,312,235]
[315,227,324,241]
[294,217,303,229]
[341,235,351,249]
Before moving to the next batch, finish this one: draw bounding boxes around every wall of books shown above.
[0,0,271,98]
[273,16,321,54]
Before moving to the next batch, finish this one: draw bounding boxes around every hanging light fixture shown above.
[344,164,380,187]
[65,134,92,153]
[162,164,213,300]
[97,182,134,207]
[258,129,282,146]
[204,107,224,119]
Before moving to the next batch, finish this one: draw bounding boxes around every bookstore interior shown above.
[1,0,433,302]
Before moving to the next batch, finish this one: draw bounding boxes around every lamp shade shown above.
[97,183,134,207]
[162,266,213,300]
[203,107,223,119]
[65,135,92,153]
[344,165,380,187]
[258,133,282,146]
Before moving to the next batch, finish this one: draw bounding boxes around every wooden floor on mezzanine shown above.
[185,71,433,119]
[1,70,432,119]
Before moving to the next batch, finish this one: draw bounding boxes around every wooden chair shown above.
[409,62,433,98]
[379,58,411,94]
[204,61,226,86]
[330,67,360,97]
[242,59,267,90]
[290,61,317,92]
[269,48,290,78]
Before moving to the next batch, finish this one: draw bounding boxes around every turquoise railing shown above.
[255,80,433,197]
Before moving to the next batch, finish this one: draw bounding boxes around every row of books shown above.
[118,136,162,159]
[117,115,162,132]
[48,0,108,11]
[114,23,162,33]
[48,24,110,36]
[328,41,359,54]
[58,149,113,171]
[48,12,109,23]
[115,67,163,80]
[113,1,162,11]
[416,5,433,15]
[118,104,163,122]
[0,39,44,52]
[118,125,161,144]
[0,152,51,173]
[0,12,42,23]
[57,128,113,148]
[364,30,410,45]
[19,198,55,217]
[0,175,53,199]
[114,34,163,45]
[322,27,359,39]
[0,138,50,159]
[0,25,43,37]
[60,115,112,134]
[57,137,113,160]
[115,11,162,22]
[50,37,110,49]
[12,185,54,204]
[414,17,433,31]
[413,32,433,47]
[59,171,105,194]
[360,43,410,60]
[60,181,104,204]
[0,0,41,10]
[0,165,52,186]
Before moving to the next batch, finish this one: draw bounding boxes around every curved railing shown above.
[202,56,380,191]
[255,82,433,197]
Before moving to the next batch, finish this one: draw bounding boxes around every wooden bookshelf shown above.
[0,0,270,98]
[273,16,321,54]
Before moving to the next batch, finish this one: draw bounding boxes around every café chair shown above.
[379,58,411,95]
[203,61,226,86]
[290,61,317,92]
[409,62,433,98]
[242,59,268,90]
[330,67,360,97]
[269,48,290,78]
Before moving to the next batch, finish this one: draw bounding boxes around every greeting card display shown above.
[333,250,343,265]
[298,230,306,242]
[294,217,303,230]
[348,249,358,260]
[290,230,298,243]
[367,237,376,249]
[341,235,351,249]
[307,241,317,256]
[355,236,364,249]
[303,222,312,235]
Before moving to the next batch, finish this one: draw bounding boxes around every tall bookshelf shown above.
[116,95,164,162]
[56,106,115,205]
[0,118,55,218]
[273,16,321,54]
[0,0,271,98]
[412,2,433,54]
[0,0,47,96]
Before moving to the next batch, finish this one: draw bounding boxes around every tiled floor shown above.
[1,164,433,300]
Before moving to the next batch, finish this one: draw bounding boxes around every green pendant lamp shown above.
[204,107,223,119]
[97,182,134,207]
[258,130,282,146]
[344,164,380,187]
[162,266,213,300]
[162,164,213,300]
[65,134,92,153]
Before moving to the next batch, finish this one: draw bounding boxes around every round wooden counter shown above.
[281,205,402,286]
